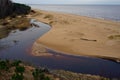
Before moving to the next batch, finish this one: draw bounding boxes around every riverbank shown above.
[0,16,31,39]
[0,59,109,80]
[31,9,120,62]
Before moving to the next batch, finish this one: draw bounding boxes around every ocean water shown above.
[30,5,120,21]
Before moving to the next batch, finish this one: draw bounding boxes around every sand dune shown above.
[31,9,120,61]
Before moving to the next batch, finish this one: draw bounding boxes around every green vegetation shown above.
[11,73,24,80]
[0,59,110,80]
[0,59,52,80]
[0,60,8,70]
[12,60,22,66]
[32,68,51,80]
[0,0,13,19]
[0,0,31,39]
[13,3,31,15]
[15,66,25,74]
[11,66,25,80]
[0,0,31,19]
[11,60,25,80]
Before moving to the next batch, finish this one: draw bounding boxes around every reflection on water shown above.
[0,26,10,50]
[0,20,120,78]
[0,26,10,39]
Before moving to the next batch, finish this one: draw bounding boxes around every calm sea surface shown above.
[30,5,120,21]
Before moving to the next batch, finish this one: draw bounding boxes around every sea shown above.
[30,5,120,21]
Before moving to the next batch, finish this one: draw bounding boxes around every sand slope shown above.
[31,10,120,60]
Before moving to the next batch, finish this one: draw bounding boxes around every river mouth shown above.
[0,20,120,78]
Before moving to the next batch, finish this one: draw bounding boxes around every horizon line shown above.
[28,4,120,5]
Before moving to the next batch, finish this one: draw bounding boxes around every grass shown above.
[108,35,120,40]
[0,16,30,31]
[62,20,69,24]
[49,21,54,25]
[44,14,53,20]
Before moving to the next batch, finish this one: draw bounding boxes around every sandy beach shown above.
[31,9,120,61]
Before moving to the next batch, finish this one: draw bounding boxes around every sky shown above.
[12,0,120,5]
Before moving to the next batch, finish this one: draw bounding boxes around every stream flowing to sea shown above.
[0,20,120,78]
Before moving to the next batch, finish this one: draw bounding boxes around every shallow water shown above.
[0,20,120,78]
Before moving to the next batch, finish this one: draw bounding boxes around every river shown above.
[0,20,120,78]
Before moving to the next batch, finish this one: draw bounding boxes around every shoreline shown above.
[33,42,120,63]
[30,9,120,62]
[31,8,120,22]
[0,59,110,80]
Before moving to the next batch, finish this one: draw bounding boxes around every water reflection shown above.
[0,26,10,39]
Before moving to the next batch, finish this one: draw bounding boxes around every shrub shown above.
[13,3,31,15]
[0,0,31,19]
[15,66,25,74]
[44,76,51,80]
[0,0,13,19]
[32,68,51,80]
[108,35,120,40]
[0,61,7,70]
[11,73,24,80]
[44,14,53,19]
[11,60,21,66]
